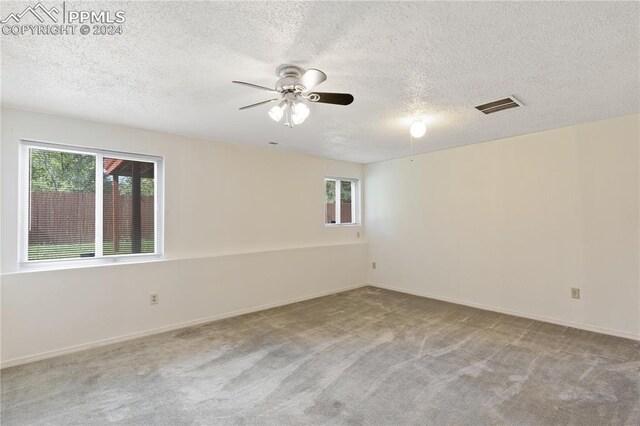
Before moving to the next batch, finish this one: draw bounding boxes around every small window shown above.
[23,141,163,263]
[325,177,359,225]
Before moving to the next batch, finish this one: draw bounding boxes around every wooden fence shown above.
[29,191,154,244]
[29,193,350,244]
[326,203,353,223]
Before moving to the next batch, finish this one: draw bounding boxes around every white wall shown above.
[366,114,640,340]
[3,108,638,367]
[0,108,367,366]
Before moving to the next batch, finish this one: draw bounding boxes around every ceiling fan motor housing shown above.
[276,64,305,92]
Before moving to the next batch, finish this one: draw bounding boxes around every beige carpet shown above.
[2,286,639,425]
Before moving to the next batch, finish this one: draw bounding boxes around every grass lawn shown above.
[28,240,155,260]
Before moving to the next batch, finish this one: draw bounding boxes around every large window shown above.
[22,141,163,263]
[325,177,359,225]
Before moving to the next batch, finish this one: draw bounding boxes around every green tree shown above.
[326,180,352,203]
[31,150,154,196]
[31,150,95,192]
[104,176,154,197]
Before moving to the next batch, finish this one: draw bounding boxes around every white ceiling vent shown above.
[475,96,523,114]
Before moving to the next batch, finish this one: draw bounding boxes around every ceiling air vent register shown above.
[475,96,523,114]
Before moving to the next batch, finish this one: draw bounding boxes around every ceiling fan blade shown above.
[307,92,354,105]
[232,81,277,93]
[238,98,279,110]
[298,69,327,92]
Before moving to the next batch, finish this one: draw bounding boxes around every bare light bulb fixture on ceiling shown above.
[410,120,427,138]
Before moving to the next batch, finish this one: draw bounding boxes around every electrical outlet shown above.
[356,231,361,238]
[372,261,376,270]
[150,293,159,305]
[571,288,580,299]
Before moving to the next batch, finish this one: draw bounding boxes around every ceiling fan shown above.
[232,64,354,127]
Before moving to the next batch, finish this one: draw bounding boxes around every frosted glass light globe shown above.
[268,104,284,122]
[292,101,310,125]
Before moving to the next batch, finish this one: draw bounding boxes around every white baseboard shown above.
[369,282,640,341]
[5,281,635,369]
[0,282,368,369]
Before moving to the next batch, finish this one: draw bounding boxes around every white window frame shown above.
[19,139,164,268]
[324,177,360,226]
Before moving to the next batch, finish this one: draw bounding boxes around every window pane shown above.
[103,158,155,255]
[340,180,353,224]
[28,149,96,260]
[325,179,336,224]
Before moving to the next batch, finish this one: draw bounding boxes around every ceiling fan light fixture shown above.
[268,105,283,122]
[291,101,310,125]
[284,101,294,127]
[410,121,427,138]
[268,101,287,122]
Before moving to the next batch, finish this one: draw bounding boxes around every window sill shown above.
[324,223,361,227]
[18,254,164,272]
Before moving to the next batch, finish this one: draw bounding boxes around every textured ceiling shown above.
[2,1,639,163]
